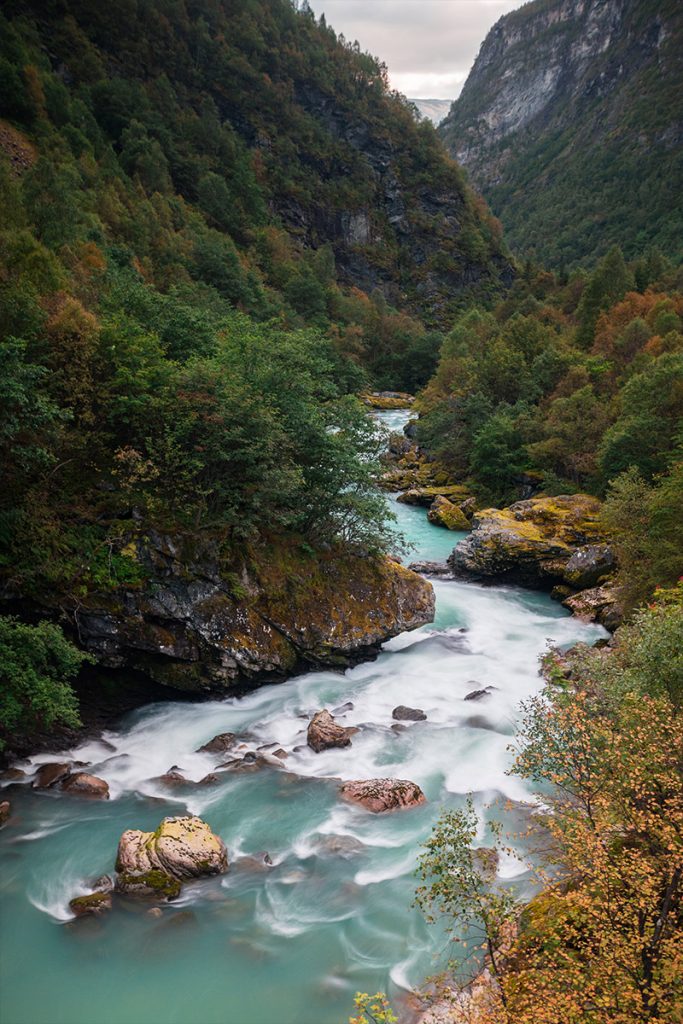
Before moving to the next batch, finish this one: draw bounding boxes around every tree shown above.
[576,246,634,348]
[0,617,90,748]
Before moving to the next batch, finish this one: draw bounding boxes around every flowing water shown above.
[0,411,606,1024]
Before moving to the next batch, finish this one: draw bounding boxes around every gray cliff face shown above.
[439,0,683,264]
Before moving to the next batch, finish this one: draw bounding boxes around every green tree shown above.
[0,617,90,748]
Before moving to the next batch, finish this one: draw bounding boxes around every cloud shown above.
[311,0,526,98]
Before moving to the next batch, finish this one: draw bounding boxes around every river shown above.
[0,410,605,1024]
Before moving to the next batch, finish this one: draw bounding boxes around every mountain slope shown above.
[2,0,510,328]
[439,0,683,267]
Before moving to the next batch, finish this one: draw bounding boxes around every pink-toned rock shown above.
[61,772,110,799]
[307,710,355,753]
[32,762,71,789]
[340,778,426,813]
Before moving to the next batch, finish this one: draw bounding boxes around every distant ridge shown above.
[408,98,452,126]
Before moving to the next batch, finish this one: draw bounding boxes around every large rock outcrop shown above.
[49,533,434,694]
[115,816,228,899]
[448,495,612,590]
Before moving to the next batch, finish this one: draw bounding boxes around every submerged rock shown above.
[448,494,611,589]
[307,710,355,753]
[427,496,471,531]
[61,772,110,799]
[392,705,427,721]
[115,815,228,899]
[69,891,112,917]
[0,801,10,826]
[340,778,426,813]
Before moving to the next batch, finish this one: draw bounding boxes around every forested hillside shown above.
[440,0,683,267]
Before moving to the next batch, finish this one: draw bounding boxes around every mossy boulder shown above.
[69,891,113,917]
[448,494,610,588]
[361,391,414,410]
[115,815,228,899]
[427,496,471,531]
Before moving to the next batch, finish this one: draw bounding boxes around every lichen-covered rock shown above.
[340,778,426,812]
[32,763,71,789]
[392,706,427,721]
[69,891,112,917]
[69,537,434,694]
[307,710,355,753]
[408,560,453,577]
[563,584,624,631]
[115,815,228,899]
[427,496,471,531]
[61,772,110,799]
[448,495,606,588]
[361,391,415,410]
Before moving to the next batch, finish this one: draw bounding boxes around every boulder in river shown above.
[196,732,238,754]
[464,686,495,701]
[307,710,355,752]
[392,705,427,721]
[427,495,470,531]
[61,772,110,799]
[340,778,426,813]
[115,815,228,899]
[32,763,71,789]
[69,891,113,918]
[448,494,609,589]
[0,801,10,826]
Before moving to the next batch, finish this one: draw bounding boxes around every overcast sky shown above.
[310,0,527,99]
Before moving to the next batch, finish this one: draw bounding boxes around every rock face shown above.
[340,778,426,813]
[57,535,434,694]
[439,0,683,265]
[307,710,355,753]
[427,496,471,531]
[448,495,611,588]
[115,816,228,899]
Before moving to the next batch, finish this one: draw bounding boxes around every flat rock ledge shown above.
[340,778,426,813]
[115,815,228,900]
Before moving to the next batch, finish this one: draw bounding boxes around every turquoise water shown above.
[0,412,606,1024]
